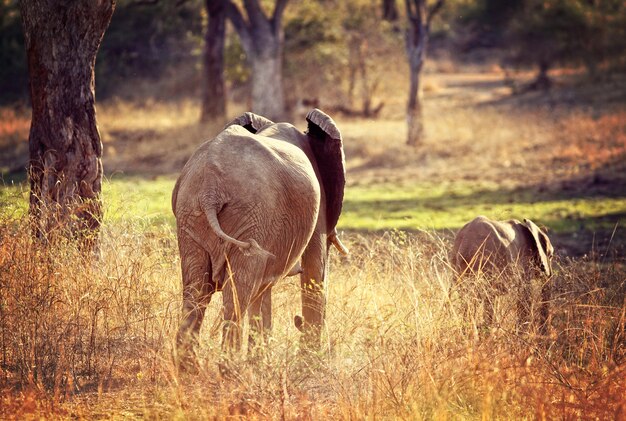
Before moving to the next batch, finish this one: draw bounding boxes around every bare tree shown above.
[383,0,399,22]
[405,0,443,146]
[19,0,116,249]
[200,0,227,122]
[224,0,288,121]
[345,34,384,118]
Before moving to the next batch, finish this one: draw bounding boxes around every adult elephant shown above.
[172,109,348,359]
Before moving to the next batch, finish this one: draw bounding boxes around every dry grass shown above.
[1,63,625,418]
[0,214,624,419]
[0,218,180,402]
[98,99,224,176]
[84,75,626,198]
[342,77,626,190]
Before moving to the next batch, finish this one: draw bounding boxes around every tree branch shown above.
[271,0,288,33]
[404,0,416,21]
[426,0,444,27]
[223,0,253,53]
[415,0,424,25]
[243,0,266,26]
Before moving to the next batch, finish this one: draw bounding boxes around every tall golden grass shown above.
[1,67,624,418]
[1,214,623,419]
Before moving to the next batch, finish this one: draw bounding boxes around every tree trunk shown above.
[534,60,551,91]
[250,51,285,121]
[19,0,115,249]
[405,0,443,146]
[406,23,428,146]
[407,52,424,146]
[383,0,399,22]
[347,37,360,108]
[224,0,288,121]
[200,0,227,123]
[357,40,372,117]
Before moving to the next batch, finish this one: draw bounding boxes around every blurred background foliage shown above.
[0,0,624,105]
[0,0,27,103]
[95,0,204,97]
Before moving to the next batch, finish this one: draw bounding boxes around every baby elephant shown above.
[450,216,554,332]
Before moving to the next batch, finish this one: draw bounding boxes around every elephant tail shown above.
[202,201,274,260]
[171,177,182,214]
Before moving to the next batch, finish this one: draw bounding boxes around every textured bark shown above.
[250,50,285,121]
[200,0,227,122]
[406,35,426,146]
[405,0,444,146]
[224,0,288,121]
[19,0,115,248]
[383,0,399,21]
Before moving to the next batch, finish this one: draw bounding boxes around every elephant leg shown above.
[176,236,214,364]
[479,288,495,329]
[455,276,473,322]
[299,232,327,350]
[514,274,533,332]
[538,279,551,334]
[221,258,258,352]
[222,285,245,352]
[248,286,272,351]
[483,297,495,327]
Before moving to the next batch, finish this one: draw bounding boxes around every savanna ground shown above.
[1,62,625,419]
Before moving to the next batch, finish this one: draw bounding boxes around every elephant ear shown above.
[225,112,274,134]
[306,109,345,233]
[522,219,553,277]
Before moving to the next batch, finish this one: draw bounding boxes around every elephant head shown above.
[521,219,554,278]
[517,218,554,331]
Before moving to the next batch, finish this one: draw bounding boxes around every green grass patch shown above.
[0,175,177,228]
[342,182,626,233]
[104,175,176,228]
[0,179,28,217]
[2,177,624,235]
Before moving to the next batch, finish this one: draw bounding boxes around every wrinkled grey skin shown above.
[450,216,554,331]
[172,109,347,359]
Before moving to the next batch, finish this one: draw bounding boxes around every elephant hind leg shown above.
[221,256,266,352]
[516,280,533,334]
[299,234,327,350]
[538,280,551,334]
[248,286,272,351]
[221,282,249,352]
[176,235,215,365]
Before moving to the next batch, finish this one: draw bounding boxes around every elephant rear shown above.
[174,128,320,284]
[173,109,347,358]
[451,216,514,276]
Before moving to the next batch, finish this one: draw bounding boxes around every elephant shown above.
[171,109,348,359]
[450,216,554,332]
